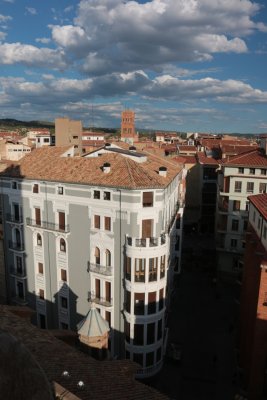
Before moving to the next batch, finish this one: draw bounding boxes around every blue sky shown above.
[1,0,267,133]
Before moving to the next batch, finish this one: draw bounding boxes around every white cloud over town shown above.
[0,0,267,131]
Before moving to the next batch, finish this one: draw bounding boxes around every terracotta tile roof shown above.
[173,155,197,165]
[248,194,267,221]
[82,140,105,146]
[0,145,182,189]
[0,306,167,400]
[178,145,197,152]
[197,152,220,165]
[220,144,258,155]
[222,149,267,167]
[82,131,106,136]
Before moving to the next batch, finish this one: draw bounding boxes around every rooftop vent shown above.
[103,162,111,173]
[104,142,111,147]
[129,146,136,152]
[159,166,167,177]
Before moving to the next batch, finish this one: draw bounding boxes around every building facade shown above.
[120,110,138,144]
[216,138,267,278]
[55,117,82,155]
[0,144,185,378]
[238,193,267,399]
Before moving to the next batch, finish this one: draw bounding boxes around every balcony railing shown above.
[126,234,166,248]
[8,241,24,252]
[10,266,27,278]
[26,218,70,233]
[6,213,23,224]
[87,262,113,276]
[88,291,113,307]
[136,360,163,378]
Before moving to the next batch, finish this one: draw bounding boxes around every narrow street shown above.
[146,235,238,399]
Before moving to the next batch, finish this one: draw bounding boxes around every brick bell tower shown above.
[120,109,138,144]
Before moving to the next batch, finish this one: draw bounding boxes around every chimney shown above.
[104,142,111,148]
[159,166,167,177]
[129,146,136,152]
[103,162,111,173]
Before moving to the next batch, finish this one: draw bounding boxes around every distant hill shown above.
[0,119,54,129]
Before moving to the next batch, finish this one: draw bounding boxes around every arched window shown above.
[60,238,66,252]
[15,228,21,247]
[95,247,100,265]
[105,249,111,267]
[37,233,42,246]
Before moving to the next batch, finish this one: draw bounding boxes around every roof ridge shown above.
[124,158,136,187]
[222,148,258,164]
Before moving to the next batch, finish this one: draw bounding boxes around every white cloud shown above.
[2,0,14,3]
[25,7,37,15]
[0,14,12,23]
[0,31,7,41]
[35,37,51,44]
[0,43,66,69]
[64,6,74,13]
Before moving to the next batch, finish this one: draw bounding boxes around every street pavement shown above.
[146,235,238,399]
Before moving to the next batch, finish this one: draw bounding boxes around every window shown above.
[159,288,164,310]
[104,216,111,231]
[125,321,130,343]
[44,138,50,143]
[234,181,242,193]
[35,208,41,226]
[148,292,156,314]
[233,200,240,211]
[93,190,100,199]
[39,314,46,329]
[94,215,100,229]
[231,219,239,231]
[72,135,78,139]
[149,258,158,281]
[134,293,145,315]
[263,226,267,239]
[160,255,165,278]
[147,322,155,345]
[61,322,69,330]
[238,167,244,174]
[156,347,162,362]
[105,311,111,326]
[246,182,254,193]
[95,247,100,264]
[258,218,261,230]
[61,269,67,282]
[37,233,42,246]
[146,352,154,367]
[95,279,100,298]
[243,220,248,231]
[12,181,17,189]
[249,168,255,175]
[16,256,23,274]
[134,324,144,345]
[103,191,110,200]
[58,186,64,195]
[143,192,153,207]
[105,281,111,303]
[58,212,65,231]
[125,256,131,281]
[39,289,44,300]
[245,201,249,211]
[231,239,237,248]
[38,262,43,274]
[125,291,131,313]
[33,184,39,193]
[61,297,68,308]
[133,353,143,366]
[105,249,111,266]
[261,169,266,176]
[135,259,145,282]
[60,238,66,252]
[157,319,163,340]
[260,183,267,193]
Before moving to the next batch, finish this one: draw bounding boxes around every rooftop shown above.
[248,193,267,221]
[222,149,267,168]
[0,145,182,189]
[0,306,167,400]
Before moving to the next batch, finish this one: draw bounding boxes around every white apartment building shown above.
[216,135,267,277]
[0,143,185,378]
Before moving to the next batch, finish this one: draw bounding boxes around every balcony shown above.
[10,266,27,278]
[6,213,23,224]
[26,218,70,233]
[136,360,163,379]
[88,291,113,307]
[127,234,166,248]
[11,295,28,306]
[8,241,24,252]
[87,262,113,276]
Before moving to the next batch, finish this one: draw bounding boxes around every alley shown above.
[146,254,238,399]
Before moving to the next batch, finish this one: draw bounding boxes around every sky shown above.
[0,0,267,133]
